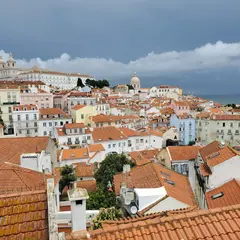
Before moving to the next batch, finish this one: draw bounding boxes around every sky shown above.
[1,0,240,94]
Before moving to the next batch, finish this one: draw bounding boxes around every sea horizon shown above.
[197,93,240,105]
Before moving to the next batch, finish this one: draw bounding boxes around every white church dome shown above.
[131,72,140,84]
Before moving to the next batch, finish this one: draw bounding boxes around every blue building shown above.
[170,114,196,145]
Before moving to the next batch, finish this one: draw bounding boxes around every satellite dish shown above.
[130,206,138,215]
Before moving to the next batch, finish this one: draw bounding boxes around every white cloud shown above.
[1,41,240,80]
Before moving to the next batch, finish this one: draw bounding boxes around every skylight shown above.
[211,192,224,200]
[208,152,220,159]
[164,179,175,186]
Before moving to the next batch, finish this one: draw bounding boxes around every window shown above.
[81,114,84,119]
[223,122,225,127]
[123,142,126,147]
[44,131,47,135]
[35,129,38,133]
[43,123,46,127]
[26,114,29,120]
[108,144,111,149]
[8,107,12,113]
[113,144,116,148]
[17,115,20,121]
[60,121,63,126]
[26,123,28,128]
[49,122,52,127]
[230,122,233,127]
[119,142,121,147]
[34,122,37,127]
[87,136,91,140]
[55,122,58,126]
[140,139,144,143]
[34,114,37,120]
[19,130,22,134]
[27,130,30,135]
[49,131,52,136]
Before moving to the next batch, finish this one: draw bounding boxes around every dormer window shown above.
[24,108,27,111]
[16,108,18,111]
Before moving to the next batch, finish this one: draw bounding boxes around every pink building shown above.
[170,100,190,115]
[53,90,71,112]
[20,87,53,108]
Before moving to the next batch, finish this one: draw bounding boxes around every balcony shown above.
[2,102,20,105]
[227,131,232,135]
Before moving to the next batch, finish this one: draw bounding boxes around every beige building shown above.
[0,85,20,134]
[196,114,240,145]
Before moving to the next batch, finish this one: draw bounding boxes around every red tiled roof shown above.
[0,162,46,193]
[77,180,96,193]
[39,107,70,118]
[206,146,238,167]
[87,204,240,240]
[61,148,89,160]
[212,114,240,120]
[206,179,240,209]
[74,163,94,177]
[199,141,221,162]
[114,163,196,206]
[0,137,50,165]
[72,105,86,110]
[168,146,201,161]
[65,123,86,129]
[88,144,105,152]
[0,190,48,239]
[13,104,38,111]
[92,126,127,142]
[199,163,212,177]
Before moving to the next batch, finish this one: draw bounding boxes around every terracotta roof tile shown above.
[13,104,38,111]
[206,146,238,167]
[0,190,48,239]
[88,204,240,240]
[114,163,196,206]
[92,126,127,142]
[199,141,221,162]
[88,144,105,152]
[77,180,97,193]
[39,107,70,118]
[168,146,201,161]
[199,163,212,177]
[0,137,50,165]
[72,105,86,110]
[206,179,240,209]
[65,123,86,129]
[0,162,46,193]
[212,114,240,120]
[74,162,94,177]
[61,148,89,160]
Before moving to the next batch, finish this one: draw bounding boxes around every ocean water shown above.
[198,94,240,105]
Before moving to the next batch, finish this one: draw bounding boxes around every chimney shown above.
[68,183,89,232]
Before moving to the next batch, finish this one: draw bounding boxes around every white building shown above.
[54,123,92,148]
[195,141,240,208]
[17,65,95,90]
[196,114,240,145]
[12,104,39,137]
[130,72,141,91]
[39,108,72,137]
[0,54,20,79]
[150,85,182,99]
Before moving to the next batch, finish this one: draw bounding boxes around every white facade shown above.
[17,66,95,90]
[196,117,240,145]
[68,96,97,112]
[0,54,20,79]
[150,85,182,99]
[12,106,39,137]
[20,152,52,174]
[39,118,72,137]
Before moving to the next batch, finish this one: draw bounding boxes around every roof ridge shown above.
[90,204,240,237]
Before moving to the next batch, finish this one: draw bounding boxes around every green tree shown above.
[59,165,77,193]
[95,153,135,190]
[77,78,85,88]
[225,103,236,108]
[85,79,110,89]
[87,185,117,210]
[127,84,134,90]
[91,207,123,230]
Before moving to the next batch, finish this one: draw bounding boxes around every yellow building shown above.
[0,85,20,134]
[71,105,97,125]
